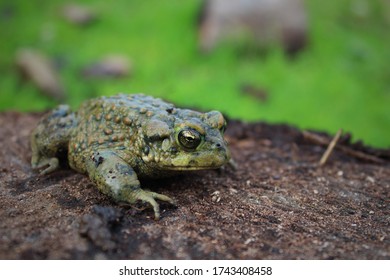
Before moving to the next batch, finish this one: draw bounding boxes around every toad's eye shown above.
[178,128,202,150]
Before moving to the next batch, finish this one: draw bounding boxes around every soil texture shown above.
[0,112,389,259]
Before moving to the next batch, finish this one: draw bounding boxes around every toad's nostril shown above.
[214,143,223,149]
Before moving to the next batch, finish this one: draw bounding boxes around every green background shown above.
[1,0,389,148]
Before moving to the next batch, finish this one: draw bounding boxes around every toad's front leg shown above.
[85,150,175,220]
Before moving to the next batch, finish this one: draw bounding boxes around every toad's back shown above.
[68,94,179,173]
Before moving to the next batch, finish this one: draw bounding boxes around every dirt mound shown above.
[0,112,388,259]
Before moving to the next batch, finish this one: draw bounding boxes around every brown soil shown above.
[0,112,389,259]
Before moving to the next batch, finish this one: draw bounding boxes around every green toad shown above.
[31,94,231,219]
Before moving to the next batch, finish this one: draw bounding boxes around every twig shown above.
[302,130,385,164]
[319,129,343,166]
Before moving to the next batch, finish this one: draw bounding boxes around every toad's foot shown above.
[133,189,176,220]
[86,150,175,220]
[31,157,60,175]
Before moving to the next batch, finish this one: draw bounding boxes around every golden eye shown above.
[178,128,202,150]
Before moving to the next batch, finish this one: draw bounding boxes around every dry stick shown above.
[302,131,385,164]
[319,129,343,166]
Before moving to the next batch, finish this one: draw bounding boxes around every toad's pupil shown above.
[178,129,201,149]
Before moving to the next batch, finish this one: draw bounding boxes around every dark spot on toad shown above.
[115,163,134,176]
[94,155,104,167]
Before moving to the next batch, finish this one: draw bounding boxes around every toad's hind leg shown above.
[31,105,76,175]
[85,150,175,220]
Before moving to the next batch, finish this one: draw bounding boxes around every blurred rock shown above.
[81,55,132,79]
[62,3,97,26]
[198,0,307,55]
[240,83,268,102]
[15,48,66,102]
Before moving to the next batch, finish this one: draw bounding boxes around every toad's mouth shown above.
[156,149,231,171]
[159,165,223,171]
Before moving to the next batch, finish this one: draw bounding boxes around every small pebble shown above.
[366,176,375,183]
[211,191,221,203]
